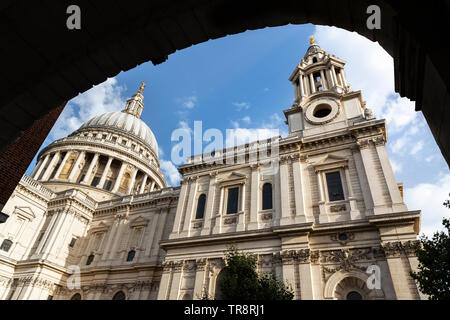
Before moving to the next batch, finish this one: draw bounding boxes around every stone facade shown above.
[0,40,424,300]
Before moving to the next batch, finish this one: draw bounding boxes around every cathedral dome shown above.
[78,110,158,156]
[75,81,158,156]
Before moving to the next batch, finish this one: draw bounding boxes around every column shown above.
[53,151,70,180]
[331,65,338,87]
[279,159,291,225]
[309,73,316,93]
[144,209,160,257]
[138,174,148,194]
[344,166,361,219]
[248,165,259,230]
[81,153,99,185]
[317,171,328,223]
[34,212,59,255]
[201,173,217,235]
[101,221,118,261]
[31,157,44,178]
[294,80,300,100]
[182,178,198,236]
[33,153,50,179]
[374,142,407,211]
[327,69,335,87]
[127,168,138,194]
[171,180,190,237]
[97,156,113,188]
[68,151,86,182]
[150,180,156,192]
[236,183,246,232]
[107,217,126,261]
[299,75,306,97]
[320,69,328,90]
[42,152,60,181]
[111,162,126,193]
[341,68,348,87]
[358,142,385,214]
[292,158,306,223]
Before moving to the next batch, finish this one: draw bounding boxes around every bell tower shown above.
[284,37,374,139]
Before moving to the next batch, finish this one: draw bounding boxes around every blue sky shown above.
[26,24,449,237]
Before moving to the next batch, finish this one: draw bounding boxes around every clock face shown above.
[304,98,340,125]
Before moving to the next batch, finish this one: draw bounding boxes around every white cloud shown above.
[241,116,251,124]
[178,120,193,134]
[404,174,450,237]
[182,96,197,109]
[409,140,424,155]
[160,159,181,186]
[50,77,125,140]
[232,101,250,111]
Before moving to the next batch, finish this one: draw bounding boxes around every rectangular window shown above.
[103,180,112,191]
[90,176,100,187]
[325,171,345,201]
[69,237,77,248]
[0,239,13,252]
[226,187,239,214]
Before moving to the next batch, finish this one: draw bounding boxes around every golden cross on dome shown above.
[309,36,316,45]
[138,81,146,94]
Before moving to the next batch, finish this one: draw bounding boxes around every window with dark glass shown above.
[103,180,112,191]
[0,239,13,252]
[126,250,136,262]
[325,171,345,201]
[112,291,126,300]
[70,293,81,300]
[262,183,273,210]
[86,254,94,265]
[90,176,100,187]
[69,237,77,248]
[346,291,362,300]
[226,187,239,214]
[195,194,207,219]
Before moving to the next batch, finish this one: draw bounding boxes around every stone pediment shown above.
[89,221,110,233]
[217,172,247,186]
[14,206,36,221]
[129,215,150,227]
[312,154,348,172]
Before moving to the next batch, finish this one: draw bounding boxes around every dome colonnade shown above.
[29,82,166,201]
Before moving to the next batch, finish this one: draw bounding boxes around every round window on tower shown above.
[304,98,340,125]
[313,104,332,118]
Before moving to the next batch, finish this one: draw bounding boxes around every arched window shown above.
[86,254,94,265]
[0,239,13,252]
[126,250,136,262]
[112,291,126,300]
[195,194,207,219]
[312,57,318,63]
[262,183,273,210]
[346,291,363,300]
[70,293,81,300]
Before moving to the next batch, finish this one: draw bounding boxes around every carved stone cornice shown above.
[382,240,420,258]
[182,260,197,272]
[279,249,311,264]
[195,258,207,271]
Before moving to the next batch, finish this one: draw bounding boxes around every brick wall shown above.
[0,102,66,206]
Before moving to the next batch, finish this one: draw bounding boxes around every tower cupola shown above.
[289,37,350,104]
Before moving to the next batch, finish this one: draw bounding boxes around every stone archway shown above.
[324,270,385,300]
[1,0,449,216]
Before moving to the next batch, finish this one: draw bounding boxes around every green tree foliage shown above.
[410,194,450,300]
[215,246,294,300]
